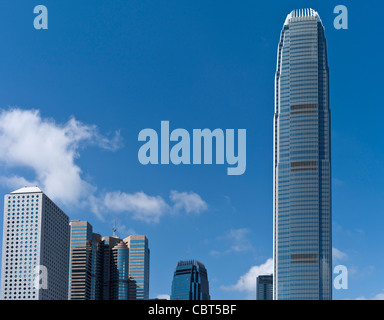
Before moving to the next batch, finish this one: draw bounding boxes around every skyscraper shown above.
[68,220,103,300]
[101,235,124,299]
[111,241,129,299]
[123,235,150,300]
[1,187,69,300]
[170,259,210,300]
[256,275,273,300]
[273,9,332,300]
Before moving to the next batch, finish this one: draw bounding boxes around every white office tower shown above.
[1,187,70,300]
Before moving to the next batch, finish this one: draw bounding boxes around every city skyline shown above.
[0,0,383,300]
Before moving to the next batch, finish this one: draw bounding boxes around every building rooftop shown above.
[10,186,43,194]
[284,8,322,26]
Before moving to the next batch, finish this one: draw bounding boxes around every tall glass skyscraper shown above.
[273,9,332,300]
[111,241,129,299]
[123,235,150,300]
[170,259,210,300]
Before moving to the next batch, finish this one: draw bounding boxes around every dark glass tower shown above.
[257,275,273,300]
[273,9,332,300]
[170,260,210,300]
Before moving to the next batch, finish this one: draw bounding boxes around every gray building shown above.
[1,187,70,300]
[273,9,332,300]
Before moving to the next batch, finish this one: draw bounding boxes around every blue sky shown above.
[0,0,383,300]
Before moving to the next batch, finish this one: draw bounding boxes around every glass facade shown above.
[124,235,150,300]
[111,242,129,300]
[170,260,210,300]
[273,9,332,300]
[101,236,124,299]
[257,275,273,300]
[68,221,103,300]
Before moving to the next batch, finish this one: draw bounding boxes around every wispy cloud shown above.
[98,191,170,224]
[333,247,348,262]
[220,258,273,300]
[356,292,384,300]
[93,190,208,223]
[210,228,253,256]
[156,294,170,300]
[170,190,208,214]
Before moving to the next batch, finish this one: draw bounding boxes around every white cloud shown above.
[0,108,121,206]
[102,191,170,224]
[0,175,38,190]
[221,258,273,299]
[170,190,208,214]
[95,190,209,223]
[333,247,348,262]
[156,294,170,300]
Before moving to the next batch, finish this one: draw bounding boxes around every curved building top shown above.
[284,8,322,26]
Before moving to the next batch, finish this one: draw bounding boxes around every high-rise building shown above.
[123,235,150,300]
[170,259,210,300]
[273,9,332,300]
[256,275,273,300]
[68,220,103,300]
[101,235,123,299]
[1,187,69,300]
[111,241,129,299]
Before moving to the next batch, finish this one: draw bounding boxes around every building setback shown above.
[273,8,332,300]
[1,187,70,300]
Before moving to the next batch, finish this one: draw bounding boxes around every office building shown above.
[1,187,69,300]
[68,220,103,300]
[257,275,273,300]
[111,241,129,299]
[101,235,124,299]
[170,259,210,300]
[123,235,150,300]
[273,9,332,300]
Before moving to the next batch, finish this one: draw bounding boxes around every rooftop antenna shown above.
[112,218,117,238]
